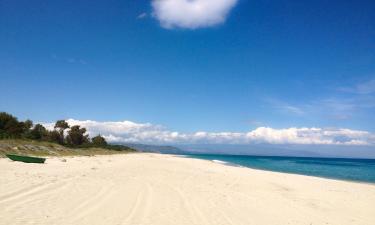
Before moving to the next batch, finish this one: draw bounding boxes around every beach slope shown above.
[0,153,374,225]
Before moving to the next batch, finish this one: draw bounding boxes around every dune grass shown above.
[0,139,136,158]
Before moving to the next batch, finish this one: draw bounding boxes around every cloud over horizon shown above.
[151,0,238,29]
[42,119,375,146]
[265,78,375,122]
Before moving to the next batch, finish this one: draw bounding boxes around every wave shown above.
[211,159,244,168]
[212,159,227,164]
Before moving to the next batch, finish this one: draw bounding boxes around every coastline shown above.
[181,153,375,184]
[1,153,374,225]
[182,155,375,185]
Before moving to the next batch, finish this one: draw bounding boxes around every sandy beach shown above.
[0,153,374,225]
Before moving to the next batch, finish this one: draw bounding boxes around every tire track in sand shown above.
[0,176,73,205]
[120,179,154,225]
[67,179,116,223]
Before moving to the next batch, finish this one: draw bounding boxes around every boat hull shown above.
[6,154,46,163]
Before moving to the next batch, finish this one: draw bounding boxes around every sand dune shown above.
[0,153,374,225]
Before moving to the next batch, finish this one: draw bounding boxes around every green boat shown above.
[6,154,46,164]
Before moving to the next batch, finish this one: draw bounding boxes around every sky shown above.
[1,0,375,148]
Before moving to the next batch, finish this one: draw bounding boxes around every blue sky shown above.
[1,0,375,146]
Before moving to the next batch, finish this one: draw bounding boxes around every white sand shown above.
[0,153,374,225]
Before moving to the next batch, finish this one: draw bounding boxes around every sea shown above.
[184,154,375,183]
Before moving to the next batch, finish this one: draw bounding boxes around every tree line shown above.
[0,112,107,147]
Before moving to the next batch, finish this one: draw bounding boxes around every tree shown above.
[47,130,61,143]
[0,112,116,150]
[91,135,107,146]
[29,124,48,140]
[66,125,89,146]
[20,119,33,138]
[54,120,69,130]
[23,120,33,130]
[0,112,17,132]
[0,112,23,138]
[54,120,69,144]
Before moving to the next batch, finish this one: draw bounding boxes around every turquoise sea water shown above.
[185,154,375,183]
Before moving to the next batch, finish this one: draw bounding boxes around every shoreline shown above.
[178,153,375,185]
[207,157,375,186]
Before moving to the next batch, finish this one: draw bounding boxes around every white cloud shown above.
[137,12,147,19]
[151,0,238,29]
[42,119,375,146]
[246,127,372,145]
[265,98,305,115]
[50,54,87,65]
[340,79,375,95]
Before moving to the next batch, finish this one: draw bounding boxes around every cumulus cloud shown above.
[246,127,372,145]
[151,0,238,29]
[42,119,375,146]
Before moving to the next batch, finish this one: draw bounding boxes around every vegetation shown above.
[0,139,135,158]
[91,135,107,146]
[66,125,89,146]
[0,112,25,139]
[54,120,69,145]
[0,112,136,155]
